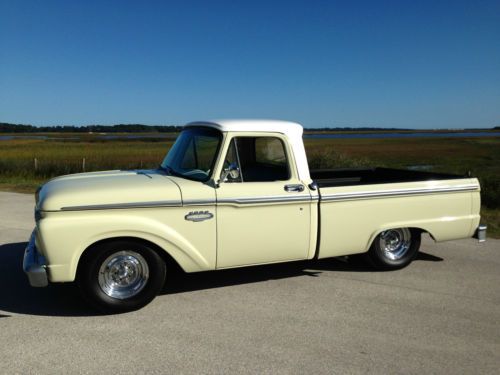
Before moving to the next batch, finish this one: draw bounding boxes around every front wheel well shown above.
[77,236,185,277]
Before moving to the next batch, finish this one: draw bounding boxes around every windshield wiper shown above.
[158,164,183,178]
[158,164,169,174]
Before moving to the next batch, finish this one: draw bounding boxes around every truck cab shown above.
[171,120,317,268]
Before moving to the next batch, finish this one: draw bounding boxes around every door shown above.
[215,135,312,268]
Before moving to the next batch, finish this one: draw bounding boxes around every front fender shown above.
[38,208,216,282]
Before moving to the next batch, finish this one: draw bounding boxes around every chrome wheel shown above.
[379,228,412,260]
[98,250,150,300]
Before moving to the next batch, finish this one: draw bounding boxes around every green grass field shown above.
[1,134,498,237]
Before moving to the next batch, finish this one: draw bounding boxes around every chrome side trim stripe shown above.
[60,200,182,211]
[57,184,476,210]
[320,184,479,202]
[217,195,312,205]
[183,199,216,206]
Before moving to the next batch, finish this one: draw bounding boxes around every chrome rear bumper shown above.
[473,224,487,242]
[23,230,48,287]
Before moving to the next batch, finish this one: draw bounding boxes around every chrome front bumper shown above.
[23,231,48,287]
[473,224,487,242]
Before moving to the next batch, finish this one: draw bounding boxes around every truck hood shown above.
[37,169,182,211]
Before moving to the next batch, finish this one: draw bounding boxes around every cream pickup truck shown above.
[24,119,486,312]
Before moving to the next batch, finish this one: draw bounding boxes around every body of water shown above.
[303,131,500,139]
[1,132,500,141]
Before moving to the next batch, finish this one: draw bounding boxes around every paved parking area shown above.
[0,191,499,374]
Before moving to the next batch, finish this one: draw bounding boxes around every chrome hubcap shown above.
[98,251,149,299]
[379,228,412,260]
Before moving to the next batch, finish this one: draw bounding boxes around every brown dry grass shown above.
[1,134,499,237]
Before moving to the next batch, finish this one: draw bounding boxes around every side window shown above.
[255,138,287,167]
[221,136,290,183]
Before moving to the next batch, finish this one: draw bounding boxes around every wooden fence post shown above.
[82,158,86,172]
[34,158,38,171]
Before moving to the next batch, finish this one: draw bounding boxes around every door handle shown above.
[284,184,305,192]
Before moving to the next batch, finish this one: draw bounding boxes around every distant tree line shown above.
[0,123,182,133]
[2,122,412,133]
[1,122,497,133]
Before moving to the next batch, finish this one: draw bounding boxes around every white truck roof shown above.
[185,119,303,137]
[185,119,311,182]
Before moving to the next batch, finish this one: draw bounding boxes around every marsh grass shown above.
[307,149,374,169]
[0,139,173,180]
[1,135,499,237]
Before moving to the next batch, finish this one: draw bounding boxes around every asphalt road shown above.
[0,191,499,374]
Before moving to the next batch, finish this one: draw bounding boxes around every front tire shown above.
[77,240,166,313]
[366,228,421,270]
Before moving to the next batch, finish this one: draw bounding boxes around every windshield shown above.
[161,127,222,182]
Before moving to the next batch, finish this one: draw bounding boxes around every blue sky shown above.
[1,0,499,128]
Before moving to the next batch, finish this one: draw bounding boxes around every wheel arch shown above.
[70,230,213,283]
[366,226,428,252]
[76,236,185,278]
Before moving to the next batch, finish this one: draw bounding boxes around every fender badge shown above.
[185,211,214,222]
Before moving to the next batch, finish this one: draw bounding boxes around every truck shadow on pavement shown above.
[161,250,443,295]
[0,241,443,317]
[0,242,95,317]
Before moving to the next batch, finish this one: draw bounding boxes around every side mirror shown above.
[221,162,240,182]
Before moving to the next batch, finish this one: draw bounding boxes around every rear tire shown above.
[77,240,166,313]
[366,228,421,270]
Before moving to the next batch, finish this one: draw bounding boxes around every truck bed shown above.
[311,167,466,188]
[312,167,479,260]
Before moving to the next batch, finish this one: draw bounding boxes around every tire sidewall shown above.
[369,229,421,269]
[78,240,166,313]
